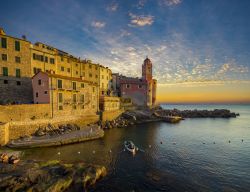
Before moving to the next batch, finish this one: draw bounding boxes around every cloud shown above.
[91,21,106,28]
[159,0,182,6]
[107,2,118,12]
[128,13,154,27]
[136,0,147,9]
[120,29,131,37]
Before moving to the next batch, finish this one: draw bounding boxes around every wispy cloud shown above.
[136,0,147,9]
[120,29,131,37]
[128,13,154,27]
[159,0,182,6]
[107,2,118,12]
[91,21,106,28]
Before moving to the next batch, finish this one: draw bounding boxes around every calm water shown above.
[22,104,250,192]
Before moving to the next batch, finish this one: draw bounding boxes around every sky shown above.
[1,0,250,103]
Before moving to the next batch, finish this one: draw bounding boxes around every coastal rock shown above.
[155,108,239,118]
[0,160,107,192]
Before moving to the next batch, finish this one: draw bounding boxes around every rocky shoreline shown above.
[0,157,106,192]
[155,108,239,118]
[101,107,239,129]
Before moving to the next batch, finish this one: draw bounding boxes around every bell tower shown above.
[142,57,152,81]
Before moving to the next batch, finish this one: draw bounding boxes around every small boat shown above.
[124,141,136,153]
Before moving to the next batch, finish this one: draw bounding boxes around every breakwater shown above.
[155,108,239,118]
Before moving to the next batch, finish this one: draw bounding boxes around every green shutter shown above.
[15,41,20,51]
[58,93,63,103]
[16,69,21,78]
[58,79,62,88]
[1,38,7,48]
[3,67,8,76]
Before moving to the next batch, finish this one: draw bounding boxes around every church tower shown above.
[142,57,152,81]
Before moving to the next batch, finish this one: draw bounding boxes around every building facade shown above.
[0,28,114,107]
[32,71,98,117]
[0,28,33,104]
[112,57,157,107]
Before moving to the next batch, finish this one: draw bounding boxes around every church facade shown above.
[112,57,157,107]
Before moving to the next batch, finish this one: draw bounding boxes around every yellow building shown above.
[32,71,98,117]
[99,65,112,96]
[0,28,33,104]
[0,28,114,109]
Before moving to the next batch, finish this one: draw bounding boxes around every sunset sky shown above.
[1,0,250,103]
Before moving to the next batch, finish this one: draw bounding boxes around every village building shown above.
[112,57,157,108]
[0,28,115,109]
[0,28,33,104]
[32,71,98,117]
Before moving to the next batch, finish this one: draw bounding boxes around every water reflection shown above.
[22,105,250,192]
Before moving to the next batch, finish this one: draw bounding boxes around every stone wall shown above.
[101,110,124,121]
[0,123,9,146]
[99,96,120,111]
[0,77,33,104]
[0,114,99,145]
[0,104,51,123]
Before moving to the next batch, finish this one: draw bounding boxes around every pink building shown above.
[112,57,157,107]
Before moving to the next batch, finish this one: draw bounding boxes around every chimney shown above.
[22,35,26,40]
[0,28,6,35]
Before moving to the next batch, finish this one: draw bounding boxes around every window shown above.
[16,81,21,86]
[72,94,77,103]
[15,56,21,63]
[81,83,84,88]
[3,80,8,84]
[95,75,98,79]
[59,106,63,110]
[57,79,63,89]
[3,67,8,76]
[38,79,42,85]
[58,93,63,103]
[138,85,142,88]
[61,57,64,61]
[36,92,39,97]
[15,41,20,51]
[73,105,77,110]
[33,67,41,74]
[1,37,7,48]
[92,87,95,93]
[33,53,36,60]
[16,69,21,78]
[72,82,76,90]
[76,71,78,75]
[89,65,92,69]
[1,54,7,61]
[44,91,48,94]
[67,68,70,73]
[89,73,92,77]
[45,56,48,63]
[126,84,130,88]
[80,94,84,103]
[95,66,98,70]
[61,66,64,71]
[50,58,55,64]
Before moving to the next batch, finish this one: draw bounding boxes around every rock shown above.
[0,160,106,192]
[0,153,9,163]
[8,155,20,164]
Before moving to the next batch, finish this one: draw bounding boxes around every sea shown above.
[22,104,250,192]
